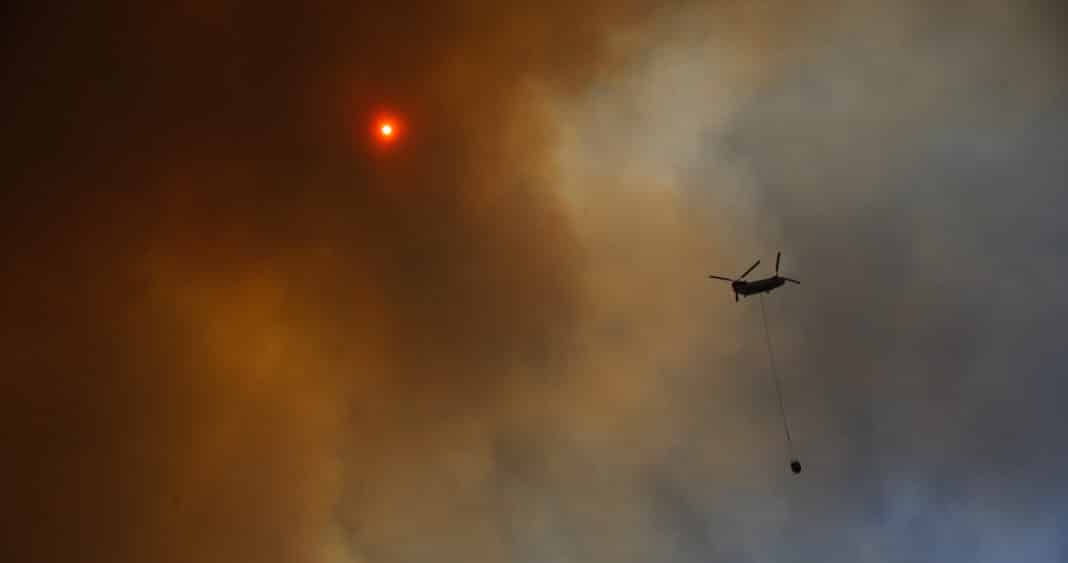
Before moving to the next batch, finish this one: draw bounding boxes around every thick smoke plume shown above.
[5,1,1068,562]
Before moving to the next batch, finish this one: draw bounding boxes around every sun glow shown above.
[374,116,400,144]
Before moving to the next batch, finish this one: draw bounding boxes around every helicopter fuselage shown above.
[709,252,799,302]
[733,276,786,296]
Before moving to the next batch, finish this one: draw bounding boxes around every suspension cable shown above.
[759,294,794,457]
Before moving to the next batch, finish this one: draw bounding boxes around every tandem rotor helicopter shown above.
[708,251,800,302]
[708,250,804,475]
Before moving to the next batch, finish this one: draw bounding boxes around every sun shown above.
[375,118,399,143]
[367,112,403,148]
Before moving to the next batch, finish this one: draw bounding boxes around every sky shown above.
[3,1,1067,562]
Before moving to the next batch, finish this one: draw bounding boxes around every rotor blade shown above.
[783,277,800,284]
[708,275,735,282]
[775,252,781,274]
[739,260,760,280]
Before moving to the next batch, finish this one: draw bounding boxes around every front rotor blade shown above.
[739,260,760,279]
[783,277,800,284]
[775,252,781,273]
[708,275,735,282]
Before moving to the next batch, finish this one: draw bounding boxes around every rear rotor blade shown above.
[739,260,760,280]
[783,277,800,284]
[708,275,735,282]
[775,252,781,274]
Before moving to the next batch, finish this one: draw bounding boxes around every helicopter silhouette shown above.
[709,251,800,302]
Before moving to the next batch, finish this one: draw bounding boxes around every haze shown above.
[3,1,1066,562]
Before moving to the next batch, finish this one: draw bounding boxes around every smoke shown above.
[543,0,1068,560]
[5,1,1068,562]
[3,2,693,562]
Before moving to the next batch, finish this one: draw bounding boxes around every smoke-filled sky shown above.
[4,1,1067,562]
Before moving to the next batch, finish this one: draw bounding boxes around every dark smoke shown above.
[5,1,1068,562]
[3,2,666,562]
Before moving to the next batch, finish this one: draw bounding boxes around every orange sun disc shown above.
[369,113,402,147]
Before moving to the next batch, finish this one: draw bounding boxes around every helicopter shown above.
[709,251,800,302]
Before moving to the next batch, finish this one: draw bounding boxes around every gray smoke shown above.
[4,1,1066,562]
